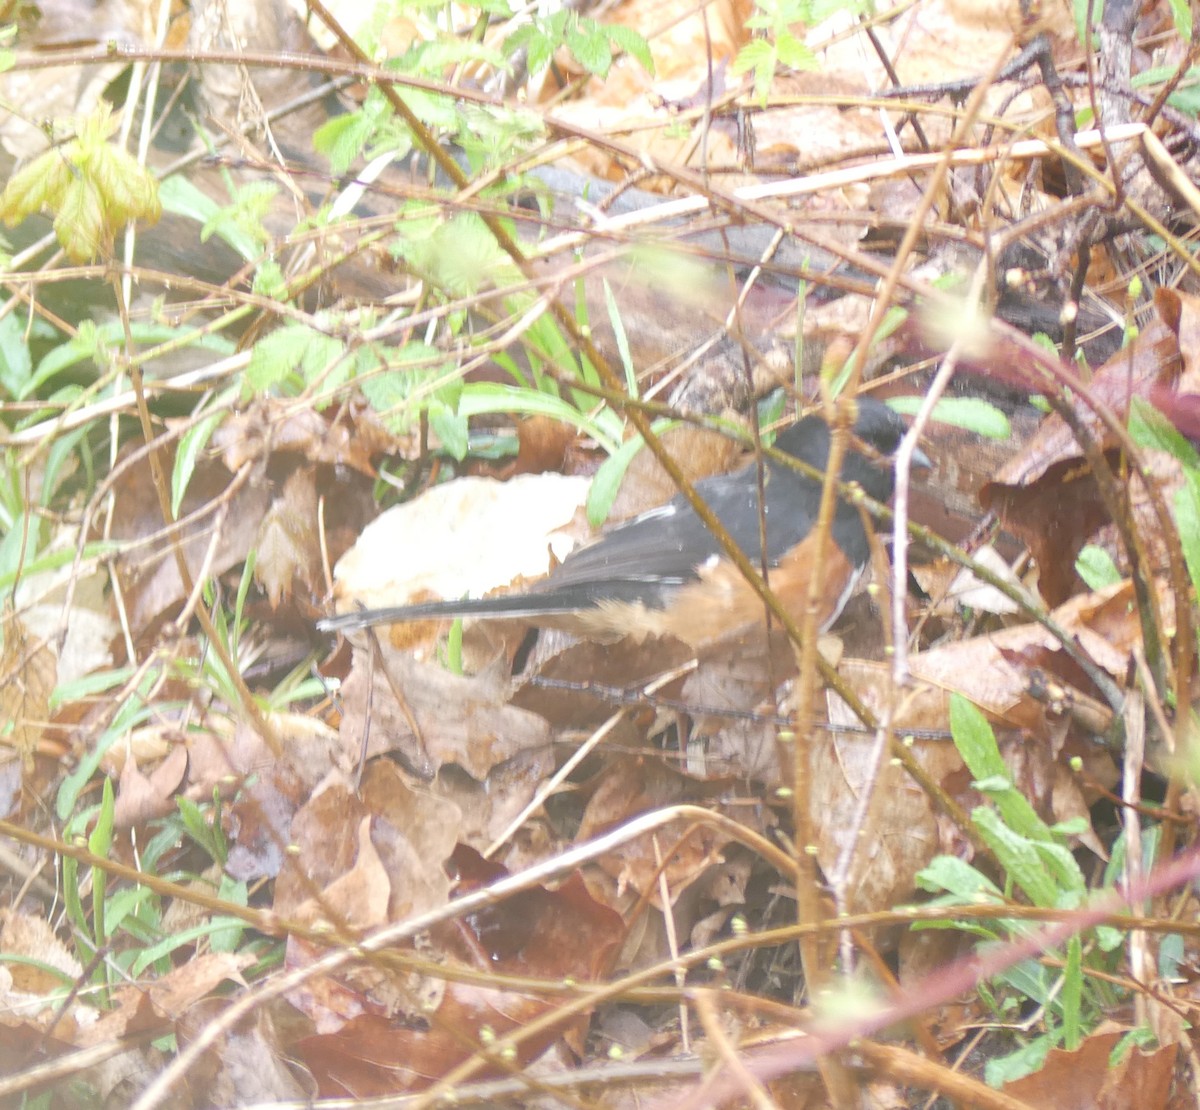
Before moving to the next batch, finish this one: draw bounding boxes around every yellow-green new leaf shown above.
[55,177,105,263]
[0,151,73,224]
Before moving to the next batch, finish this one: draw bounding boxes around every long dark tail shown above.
[317,592,577,634]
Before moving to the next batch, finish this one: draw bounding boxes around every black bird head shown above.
[771,398,927,503]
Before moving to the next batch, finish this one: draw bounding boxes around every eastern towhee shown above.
[318,398,930,649]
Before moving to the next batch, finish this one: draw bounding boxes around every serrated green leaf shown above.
[300,332,345,382]
[246,324,310,392]
[55,177,105,262]
[428,399,469,460]
[313,110,373,176]
[606,24,654,74]
[775,32,816,70]
[523,30,555,76]
[253,259,287,299]
[402,87,461,129]
[730,39,775,76]
[90,143,160,225]
[0,149,73,223]
[567,22,613,76]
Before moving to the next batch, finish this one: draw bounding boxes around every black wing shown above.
[528,458,823,609]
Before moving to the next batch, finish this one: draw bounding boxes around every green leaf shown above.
[55,177,105,263]
[985,1030,1056,1087]
[210,876,246,952]
[253,259,287,300]
[914,855,1003,901]
[0,511,43,584]
[1076,544,1121,590]
[199,180,277,252]
[1129,398,1200,622]
[177,796,226,865]
[172,409,225,517]
[0,309,32,397]
[0,148,73,224]
[1128,396,1200,467]
[245,325,343,395]
[1031,840,1086,898]
[606,24,655,74]
[586,420,680,527]
[1061,934,1083,1049]
[949,694,1007,781]
[775,31,816,70]
[246,325,310,392]
[50,666,134,711]
[567,21,613,76]
[314,109,374,176]
[160,176,262,263]
[88,141,160,226]
[401,212,514,297]
[62,854,89,949]
[972,807,1057,907]
[602,278,637,399]
[1072,0,1104,46]
[951,696,1052,844]
[1176,481,1200,634]
[356,341,456,431]
[130,916,250,976]
[884,396,1011,439]
[458,382,621,453]
[730,38,775,76]
[89,777,116,953]
[428,399,469,460]
[512,26,555,77]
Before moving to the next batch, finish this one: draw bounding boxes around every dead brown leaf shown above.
[113,741,188,828]
[329,472,590,645]
[176,998,313,1105]
[577,758,731,908]
[341,647,553,782]
[255,466,322,608]
[980,291,1189,604]
[287,846,623,1099]
[0,616,56,765]
[109,448,269,640]
[1003,1030,1176,1110]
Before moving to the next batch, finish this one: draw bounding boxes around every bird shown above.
[317,398,930,650]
